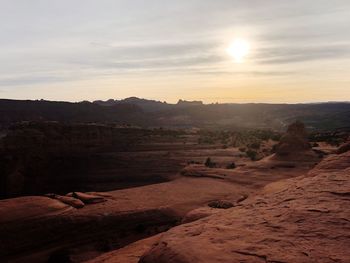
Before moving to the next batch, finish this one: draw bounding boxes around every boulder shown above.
[274,121,311,156]
[181,207,221,224]
[66,192,106,204]
[46,194,84,208]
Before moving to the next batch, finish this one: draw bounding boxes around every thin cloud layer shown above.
[0,0,350,102]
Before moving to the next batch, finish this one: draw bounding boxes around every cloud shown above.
[0,75,75,86]
[255,44,350,64]
[64,40,224,71]
[0,0,350,102]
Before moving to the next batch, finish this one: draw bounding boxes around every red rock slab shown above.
[47,194,85,208]
[86,235,161,263]
[0,177,246,262]
[0,196,73,224]
[140,152,350,263]
[67,192,106,204]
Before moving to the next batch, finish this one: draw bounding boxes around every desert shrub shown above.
[198,136,215,144]
[271,134,281,141]
[271,144,278,153]
[246,150,258,161]
[187,160,200,165]
[208,200,234,209]
[248,142,261,149]
[226,162,236,169]
[326,137,343,146]
[204,157,216,168]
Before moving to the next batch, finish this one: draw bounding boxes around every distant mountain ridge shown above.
[1,98,350,130]
[93,97,203,112]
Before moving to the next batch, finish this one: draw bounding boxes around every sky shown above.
[1,0,350,103]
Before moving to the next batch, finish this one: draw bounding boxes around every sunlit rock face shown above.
[275,121,311,156]
[139,150,350,263]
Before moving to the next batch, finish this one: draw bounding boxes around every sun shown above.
[227,38,250,63]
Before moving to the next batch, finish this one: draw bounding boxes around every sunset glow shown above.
[0,1,349,103]
[227,39,250,63]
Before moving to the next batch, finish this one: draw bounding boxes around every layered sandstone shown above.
[140,151,350,263]
[267,121,320,165]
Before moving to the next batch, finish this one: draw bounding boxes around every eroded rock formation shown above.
[275,121,311,155]
[140,151,350,263]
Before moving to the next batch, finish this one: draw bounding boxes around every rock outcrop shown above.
[181,207,222,224]
[275,121,311,155]
[140,151,350,263]
[86,235,162,263]
[0,177,246,262]
[46,193,85,208]
[267,121,320,165]
[66,192,106,204]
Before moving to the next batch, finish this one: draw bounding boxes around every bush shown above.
[271,144,278,153]
[326,138,342,146]
[226,162,236,169]
[249,142,261,149]
[246,150,258,161]
[208,200,234,209]
[198,137,215,144]
[188,160,200,165]
[271,134,281,141]
[204,157,216,168]
[239,147,246,152]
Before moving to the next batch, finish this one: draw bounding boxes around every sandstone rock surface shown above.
[181,207,221,224]
[0,177,246,262]
[67,192,106,204]
[47,194,85,208]
[86,235,161,263]
[275,120,311,155]
[140,151,350,263]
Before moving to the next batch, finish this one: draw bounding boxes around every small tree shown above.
[226,162,236,169]
[249,142,261,150]
[239,147,246,152]
[246,150,258,161]
[204,157,216,168]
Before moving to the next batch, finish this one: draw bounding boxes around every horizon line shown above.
[1,97,350,105]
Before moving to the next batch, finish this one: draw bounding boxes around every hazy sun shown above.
[227,38,250,63]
